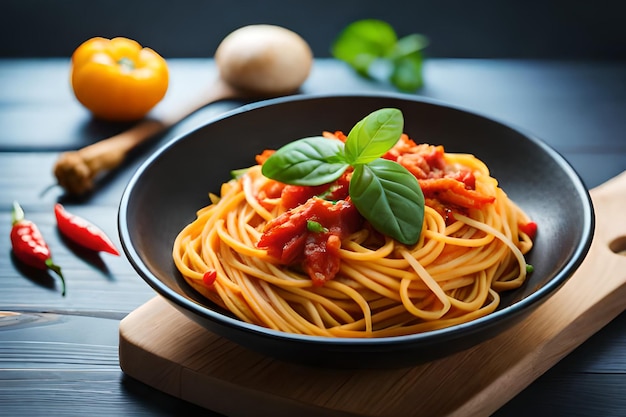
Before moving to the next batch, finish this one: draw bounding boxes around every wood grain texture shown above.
[119,172,626,417]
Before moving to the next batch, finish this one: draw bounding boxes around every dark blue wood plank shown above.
[0,313,219,416]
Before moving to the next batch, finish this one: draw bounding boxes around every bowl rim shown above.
[118,91,595,347]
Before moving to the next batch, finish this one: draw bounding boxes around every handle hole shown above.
[609,236,626,256]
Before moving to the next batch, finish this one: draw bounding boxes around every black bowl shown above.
[118,93,594,369]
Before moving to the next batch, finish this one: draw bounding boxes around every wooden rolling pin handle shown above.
[53,120,165,195]
[53,81,237,195]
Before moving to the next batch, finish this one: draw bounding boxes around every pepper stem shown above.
[45,258,66,297]
[117,57,135,73]
[11,201,25,226]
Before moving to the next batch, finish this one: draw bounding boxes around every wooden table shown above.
[0,57,624,416]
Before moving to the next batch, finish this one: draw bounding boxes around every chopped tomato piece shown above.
[319,170,351,201]
[259,180,285,199]
[278,233,308,265]
[303,234,342,286]
[447,169,476,189]
[323,130,348,142]
[390,143,445,175]
[519,221,538,239]
[419,178,495,209]
[256,149,275,165]
[281,184,329,210]
[382,134,419,161]
[257,198,362,284]
[203,270,217,287]
[263,171,352,210]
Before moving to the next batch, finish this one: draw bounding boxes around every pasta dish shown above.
[173,109,536,338]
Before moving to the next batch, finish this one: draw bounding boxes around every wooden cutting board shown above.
[119,172,626,417]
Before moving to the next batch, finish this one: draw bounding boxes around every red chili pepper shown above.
[11,201,66,296]
[519,221,538,240]
[54,203,120,256]
[203,270,217,287]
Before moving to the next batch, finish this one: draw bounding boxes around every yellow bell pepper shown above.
[70,37,169,121]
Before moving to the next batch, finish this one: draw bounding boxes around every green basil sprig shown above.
[261,108,424,245]
[331,19,429,92]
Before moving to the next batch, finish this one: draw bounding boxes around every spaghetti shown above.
[173,131,535,338]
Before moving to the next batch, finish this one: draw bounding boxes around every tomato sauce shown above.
[257,197,362,285]
[256,134,502,284]
[382,136,495,221]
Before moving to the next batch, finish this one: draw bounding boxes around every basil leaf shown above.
[332,20,428,92]
[390,34,429,60]
[230,167,249,179]
[349,159,424,245]
[390,54,425,92]
[261,136,349,186]
[388,34,428,91]
[331,19,397,76]
[345,108,404,165]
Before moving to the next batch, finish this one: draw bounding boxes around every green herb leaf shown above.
[388,34,428,91]
[307,220,328,233]
[344,108,404,165]
[230,167,249,179]
[349,159,424,245]
[261,136,349,186]
[331,19,428,92]
[331,19,397,76]
[390,34,429,60]
[390,54,425,92]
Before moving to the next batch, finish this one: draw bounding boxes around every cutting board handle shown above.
[592,171,626,256]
